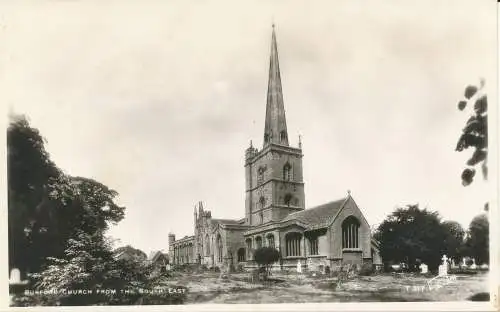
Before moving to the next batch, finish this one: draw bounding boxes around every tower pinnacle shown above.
[263,24,288,147]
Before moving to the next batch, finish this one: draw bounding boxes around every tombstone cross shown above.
[441,255,448,264]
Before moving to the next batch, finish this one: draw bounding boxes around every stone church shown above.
[169,26,381,272]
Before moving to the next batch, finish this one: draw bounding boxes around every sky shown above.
[1,0,497,255]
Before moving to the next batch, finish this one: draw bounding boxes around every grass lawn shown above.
[157,270,490,304]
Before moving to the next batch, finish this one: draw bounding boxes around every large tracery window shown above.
[255,236,263,249]
[205,235,210,256]
[267,234,275,248]
[245,238,252,259]
[285,232,302,257]
[342,216,360,249]
[216,235,223,262]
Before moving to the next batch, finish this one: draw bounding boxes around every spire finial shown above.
[347,189,351,196]
[298,134,302,149]
[250,140,253,148]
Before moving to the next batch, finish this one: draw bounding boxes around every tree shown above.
[8,114,124,276]
[441,221,466,263]
[253,247,280,277]
[465,214,489,264]
[114,245,148,262]
[374,204,448,272]
[455,80,488,186]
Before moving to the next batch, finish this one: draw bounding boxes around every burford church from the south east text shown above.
[168,26,382,272]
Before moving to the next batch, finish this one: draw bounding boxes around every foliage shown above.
[441,221,466,262]
[374,204,457,272]
[114,245,148,262]
[12,230,187,306]
[254,247,280,276]
[455,80,488,186]
[464,214,489,264]
[8,114,125,276]
[7,115,180,306]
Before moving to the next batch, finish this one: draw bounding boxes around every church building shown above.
[169,25,381,272]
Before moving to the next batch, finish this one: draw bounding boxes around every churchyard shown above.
[154,268,489,303]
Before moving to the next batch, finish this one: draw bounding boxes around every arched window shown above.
[259,211,264,224]
[245,238,253,259]
[264,133,270,144]
[284,193,293,206]
[342,216,360,249]
[237,248,246,262]
[259,196,266,209]
[267,234,275,248]
[283,163,292,181]
[285,232,302,257]
[280,130,287,143]
[257,166,265,185]
[216,235,223,262]
[255,236,262,249]
[205,234,210,256]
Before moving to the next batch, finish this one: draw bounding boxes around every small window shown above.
[259,196,266,209]
[283,163,292,181]
[257,167,265,185]
[259,212,264,224]
[284,193,293,206]
[264,133,270,143]
[309,237,319,255]
[280,130,287,142]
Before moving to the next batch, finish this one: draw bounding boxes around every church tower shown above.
[244,25,305,226]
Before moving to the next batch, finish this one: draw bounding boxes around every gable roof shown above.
[280,197,348,229]
[148,250,168,262]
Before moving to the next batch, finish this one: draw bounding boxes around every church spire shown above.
[263,24,289,147]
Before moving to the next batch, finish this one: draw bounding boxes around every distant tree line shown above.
[374,204,489,272]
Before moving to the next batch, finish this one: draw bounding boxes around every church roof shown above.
[211,218,242,225]
[280,197,348,229]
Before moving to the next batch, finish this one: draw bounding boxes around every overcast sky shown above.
[1,0,496,254]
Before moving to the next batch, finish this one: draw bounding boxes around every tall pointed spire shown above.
[263,24,289,147]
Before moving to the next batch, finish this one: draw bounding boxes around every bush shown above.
[358,264,374,276]
[253,247,280,275]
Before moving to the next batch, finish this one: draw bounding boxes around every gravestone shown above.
[296,260,302,273]
[419,263,428,274]
[9,268,21,284]
[438,255,448,276]
[462,258,468,267]
[470,259,477,270]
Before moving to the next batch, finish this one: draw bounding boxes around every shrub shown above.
[253,247,280,277]
[358,264,374,276]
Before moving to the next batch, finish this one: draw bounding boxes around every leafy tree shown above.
[374,205,448,272]
[441,221,466,263]
[455,80,488,186]
[114,245,148,262]
[8,114,125,276]
[254,247,280,277]
[13,230,186,306]
[465,214,489,264]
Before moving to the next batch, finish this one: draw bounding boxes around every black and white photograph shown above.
[2,0,498,309]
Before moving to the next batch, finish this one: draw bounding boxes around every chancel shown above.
[169,25,381,272]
